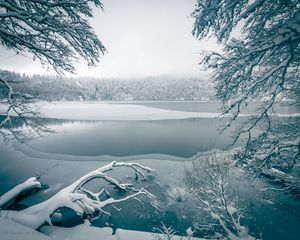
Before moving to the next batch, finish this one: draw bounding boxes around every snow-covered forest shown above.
[0,70,215,101]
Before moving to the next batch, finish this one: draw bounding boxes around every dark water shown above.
[28,118,246,157]
[27,100,298,157]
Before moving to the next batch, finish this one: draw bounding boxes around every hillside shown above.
[0,70,216,101]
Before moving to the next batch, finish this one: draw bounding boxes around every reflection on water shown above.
[29,118,239,157]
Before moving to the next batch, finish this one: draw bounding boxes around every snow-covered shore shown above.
[1,139,300,240]
[36,101,219,120]
[1,217,203,240]
[0,141,196,240]
[1,101,299,121]
[0,140,188,199]
[0,217,50,240]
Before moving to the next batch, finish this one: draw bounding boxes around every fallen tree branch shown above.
[0,161,156,229]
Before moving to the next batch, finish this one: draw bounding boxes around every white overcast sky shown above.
[0,0,219,78]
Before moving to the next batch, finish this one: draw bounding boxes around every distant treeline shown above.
[0,70,216,101]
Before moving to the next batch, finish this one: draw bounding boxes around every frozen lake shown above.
[118,100,300,114]
[25,101,298,157]
[1,101,300,240]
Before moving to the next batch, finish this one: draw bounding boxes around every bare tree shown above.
[0,161,156,229]
[0,0,106,141]
[192,1,300,182]
[184,151,255,239]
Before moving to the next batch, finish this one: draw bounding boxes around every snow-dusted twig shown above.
[184,152,256,240]
[0,77,54,142]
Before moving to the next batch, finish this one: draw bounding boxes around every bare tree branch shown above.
[0,0,106,142]
[193,0,300,182]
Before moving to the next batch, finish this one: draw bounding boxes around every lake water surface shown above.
[2,101,300,239]
[29,118,235,157]
[28,101,297,157]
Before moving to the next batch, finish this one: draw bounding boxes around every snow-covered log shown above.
[0,177,42,208]
[0,161,156,229]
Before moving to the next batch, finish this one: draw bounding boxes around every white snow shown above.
[115,228,202,240]
[40,221,114,240]
[0,217,50,240]
[0,177,41,208]
[41,224,203,240]
[0,140,195,239]
[1,101,298,121]
[35,101,219,120]
[1,216,203,240]
[240,0,264,18]
[2,161,155,229]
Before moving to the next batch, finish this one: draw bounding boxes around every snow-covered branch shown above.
[0,0,107,142]
[0,177,41,209]
[0,0,106,74]
[193,0,300,181]
[0,161,156,229]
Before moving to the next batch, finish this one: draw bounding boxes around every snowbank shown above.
[41,221,114,240]
[115,228,202,240]
[41,223,203,240]
[0,217,50,240]
[1,217,202,240]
